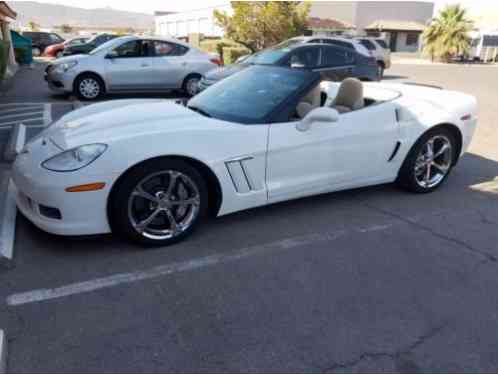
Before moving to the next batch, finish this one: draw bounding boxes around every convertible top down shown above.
[13,66,478,246]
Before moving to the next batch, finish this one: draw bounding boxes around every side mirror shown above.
[296,107,339,132]
[105,50,118,59]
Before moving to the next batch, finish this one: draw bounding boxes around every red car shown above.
[43,36,89,59]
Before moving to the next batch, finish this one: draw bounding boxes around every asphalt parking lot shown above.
[0,61,497,372]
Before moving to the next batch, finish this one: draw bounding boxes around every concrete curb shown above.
[0,176,17,262]
[0,329,7,373]
[3,124,26,163]
[43,103,52,126]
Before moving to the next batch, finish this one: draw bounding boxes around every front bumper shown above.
[44,65,76,94]
[12,150,114,236]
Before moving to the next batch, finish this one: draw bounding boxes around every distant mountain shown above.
[10,1,154,30]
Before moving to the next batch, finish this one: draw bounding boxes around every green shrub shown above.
[0,41,10,80]
[222,47,250,65]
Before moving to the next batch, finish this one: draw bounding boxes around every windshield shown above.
[245,47,290,65]
[375,39,388,49]
[188,66,317,124]
[276,38,306,48]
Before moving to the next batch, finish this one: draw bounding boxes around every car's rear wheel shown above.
[74,73,104,100]
[182,74,201,97]
[110,159,208,247]
[377,62,385,79]
[397,128,456,193]
[32,47,41,57]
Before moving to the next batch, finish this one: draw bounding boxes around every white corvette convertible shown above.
[13,66,477,246]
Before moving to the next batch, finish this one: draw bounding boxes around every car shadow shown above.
[382,74,408,80]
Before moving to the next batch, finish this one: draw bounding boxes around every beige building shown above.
[155,1,435,52]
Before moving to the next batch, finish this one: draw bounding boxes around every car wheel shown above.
[397,128,456,193]
[377,62,385,79]
[32,47,41,57]
[56,51,64,59]
[182,75,201,97]
[110,159,208,247]
[75,74,104,100]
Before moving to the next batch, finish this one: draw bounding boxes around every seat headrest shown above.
[332,78,364,111]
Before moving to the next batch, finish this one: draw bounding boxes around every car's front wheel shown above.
[32,47,41,57]
[110,159,208,247]
[56,51,64,59]
[74,73,104,100]
[377,62,385,79]
[397,128,456,193]
[182,74,201,97]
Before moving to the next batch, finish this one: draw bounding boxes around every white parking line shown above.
[43,104,52,126]
[0,119,45,129]
[0,329,6,373]
[6,223,394,306]
[0,106,42,115]
[0,111,44,121]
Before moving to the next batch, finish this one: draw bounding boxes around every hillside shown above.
[10,1,154,30]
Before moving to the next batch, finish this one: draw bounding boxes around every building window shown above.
[406,33,419,46]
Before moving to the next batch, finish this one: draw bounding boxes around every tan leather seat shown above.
[331,78,364,114]
[296,84,321,118]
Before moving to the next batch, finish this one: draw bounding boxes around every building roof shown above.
[0,2,16,20]
[308,17,355,31]
[365,20,426,32]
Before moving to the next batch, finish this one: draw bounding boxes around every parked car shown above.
[199,42,379,91]
[62,33,118,56]
[45,36,221,99]
[13,65,478,246]
[356,37,392,78]
[44,37,90,59]
[281,36,371,57]
[22,31,64,57]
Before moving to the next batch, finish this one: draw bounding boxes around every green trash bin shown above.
[11,30,33,65]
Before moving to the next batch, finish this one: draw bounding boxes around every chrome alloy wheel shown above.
[79,78,100,99]
[414,135,453,189]
[127,171,201,241]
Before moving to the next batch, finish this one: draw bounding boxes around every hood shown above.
[204,64,247,81]
[39,99,207,150]
[51,54,88,65]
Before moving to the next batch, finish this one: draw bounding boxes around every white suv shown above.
[44,36,220,100]
[356,38,392,78]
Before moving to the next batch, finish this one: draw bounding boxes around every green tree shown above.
[422,4,473,62]
[28,21,40,31]
[214,1,311,53]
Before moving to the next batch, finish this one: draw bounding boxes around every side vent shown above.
[225,157,256,193]
[388,141,402,162]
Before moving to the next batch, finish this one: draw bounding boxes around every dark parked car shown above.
[199,43,379,91]
[22,31,64,57]
[62,33,119,56]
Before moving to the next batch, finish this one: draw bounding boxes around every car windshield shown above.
[276,38,306,48]
[188,66,317,124]
[359,39,376,50]
[375,39,388,49]
[244,47,290,65]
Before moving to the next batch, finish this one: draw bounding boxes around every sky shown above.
[11,0,497,15]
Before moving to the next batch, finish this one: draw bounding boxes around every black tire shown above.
[74,73,105,101]
[397,128,457,194]
[109,158,208,247]
[56,51,64,59]
[377,62,385,79]
[182,74,201,97]
[32,47,41,57]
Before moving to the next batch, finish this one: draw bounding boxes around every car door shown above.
[266,86,400,202]
[316,45,356,81]
[105,39,157,91]
[149,40,189,89]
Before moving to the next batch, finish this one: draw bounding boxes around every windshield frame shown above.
[187,65,321,125]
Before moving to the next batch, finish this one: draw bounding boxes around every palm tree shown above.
[422,4,474,62]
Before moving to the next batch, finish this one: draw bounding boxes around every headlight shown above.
[41,144,107,172]
[54,61,78,73]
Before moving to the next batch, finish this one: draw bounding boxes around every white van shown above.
[468,30,498,61]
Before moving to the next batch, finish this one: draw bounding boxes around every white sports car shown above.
[13,66,477,246]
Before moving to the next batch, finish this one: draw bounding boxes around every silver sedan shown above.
[45,36,220,100]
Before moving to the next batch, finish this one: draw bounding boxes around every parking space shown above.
[0,63,497,372]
